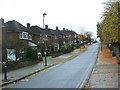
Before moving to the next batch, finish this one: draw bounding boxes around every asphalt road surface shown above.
[6,44,100,88]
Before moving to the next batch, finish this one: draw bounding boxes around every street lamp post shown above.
[44,46,47,66]
[43,13,47,28]
[44,39,48,66]
[43,13,47,66]
[39,36,48,66]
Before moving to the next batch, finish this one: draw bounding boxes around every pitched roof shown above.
[4,20,26,32]
[61,30,69,35]
[41,28,52,36]
[4,20,77,37]
[69,30,77,35]
[50,29,58,35]
[51,29,62,35]
[28,26,43,35]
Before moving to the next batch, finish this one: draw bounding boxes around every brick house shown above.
[68,30,78,44]
[2,20,30,61]
[26,24,46,54]
[61,28,67,44]
[26,23,43,46]
[61,28,77,45]
[55,27,64,51]
[2,18,78,61]
[50,27,77,52]
[50,26,63,52]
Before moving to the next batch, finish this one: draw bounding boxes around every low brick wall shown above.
[51,52,63,58]
[2,60,40,72]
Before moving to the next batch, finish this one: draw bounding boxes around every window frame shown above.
[19,32,28,40]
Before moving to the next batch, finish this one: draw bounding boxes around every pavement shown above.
[84,44,120,89]
[0,45,88,88]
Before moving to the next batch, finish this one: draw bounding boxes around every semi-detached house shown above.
[2,20,33,62]
[2,19,77,61]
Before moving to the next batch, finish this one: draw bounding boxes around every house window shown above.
[69,35,71,37]
[63,41,66,44]
[19,32,28,39]
[40,36,42,39]
[74,34,77,38]
[29,34,32,40]
[72,41,74,44]
[23,32,28,38]
[54,35,57,39]
[7,49,16,61]
[45,35,48,38]
[59,35,62,38]
[40,34,42,39]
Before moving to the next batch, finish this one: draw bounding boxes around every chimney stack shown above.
[0,18,4,28]
[56,26,58,30]
[63,27,65,31]
[27,23,30,28]
[45,25,48,29]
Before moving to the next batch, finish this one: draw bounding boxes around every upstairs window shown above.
[29,34,32,40]
[40,34,42,39]
[19,32,28,39]
[66,35,68,37]
[74,34,77,38]
[59,35,62,38]
[69,35,71,37]
[54,35,57,39]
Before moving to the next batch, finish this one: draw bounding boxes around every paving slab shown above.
[83,44,119,89]
[89,65,119,88]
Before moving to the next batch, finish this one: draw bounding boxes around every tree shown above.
[85,31,93,44]
[98,0,119,44]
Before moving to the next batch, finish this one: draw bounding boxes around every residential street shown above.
[4,44,99,88]
[1,0,120,89]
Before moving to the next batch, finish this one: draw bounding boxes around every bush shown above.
[60,44,73,54]
[23,46,38,61]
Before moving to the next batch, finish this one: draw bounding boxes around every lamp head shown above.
[43,13,47,16]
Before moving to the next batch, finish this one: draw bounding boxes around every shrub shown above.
[23,46,38,61]
[60,44,73,54]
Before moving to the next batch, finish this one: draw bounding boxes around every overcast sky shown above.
[0,0,106,38]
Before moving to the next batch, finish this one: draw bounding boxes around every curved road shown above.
[8,44,100,88]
